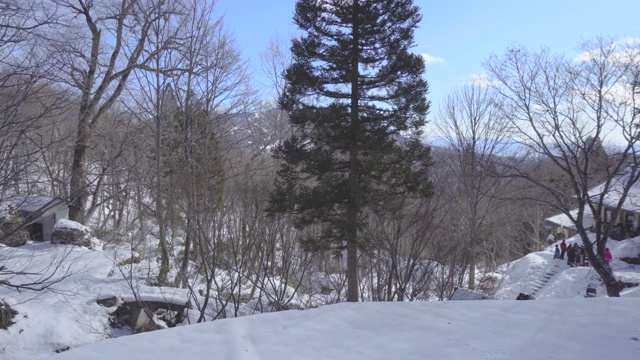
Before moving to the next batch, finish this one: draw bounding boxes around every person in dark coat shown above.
[579,246,588,267]
[560,239,567,260]
[553,245,561,267]
[574,247,581,267]
[567,243,576,267]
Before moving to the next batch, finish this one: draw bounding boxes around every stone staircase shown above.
[530,267,559,296]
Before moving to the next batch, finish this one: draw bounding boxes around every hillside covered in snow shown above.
[0,235,639,359]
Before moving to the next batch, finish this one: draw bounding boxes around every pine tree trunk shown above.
[346,136,359,301]
[345,0,360,303]
[346,188,359,302]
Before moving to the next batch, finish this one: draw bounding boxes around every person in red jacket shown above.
[604,248,612,265]
[560,239,567,260]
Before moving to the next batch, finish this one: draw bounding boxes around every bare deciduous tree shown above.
[360,194,442,301]
[259,34,292,100]
[0,1,73,248]
[49,0,179,224]
[165,0,251,288]
[485,37,640,296]
[435,83,513,289]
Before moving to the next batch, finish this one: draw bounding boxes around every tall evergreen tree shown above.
[268,0,431,302]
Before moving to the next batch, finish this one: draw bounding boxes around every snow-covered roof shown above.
[545,208,595,230]
[0,195,66,216]
[547,166,640,229]
[588,165,640,213]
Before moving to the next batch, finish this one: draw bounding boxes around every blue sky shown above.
[216,0,639,115]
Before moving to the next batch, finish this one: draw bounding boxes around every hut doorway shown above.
[28,223,44,241]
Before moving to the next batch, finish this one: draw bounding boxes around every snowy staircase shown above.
[530,268,559,296]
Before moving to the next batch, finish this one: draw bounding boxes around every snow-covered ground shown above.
[49,298,640,360]
[494,236,640,300]
[0,236,639,360]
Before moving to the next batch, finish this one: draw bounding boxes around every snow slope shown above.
[0,235,639,359]
[49,299,640,360]
[494,236,640,300]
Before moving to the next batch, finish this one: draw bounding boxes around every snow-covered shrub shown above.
[52,219,93,248]
[0,213,29,247]
[117,255,141,266]
[0,299,17,329]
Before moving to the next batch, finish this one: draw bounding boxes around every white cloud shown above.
[619,37,640,46]
[421,53,446,66]
[574,37,640,64]
[467,73,496,87]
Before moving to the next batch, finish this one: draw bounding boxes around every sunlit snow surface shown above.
[0,237,638,360]
[50,298,640,360]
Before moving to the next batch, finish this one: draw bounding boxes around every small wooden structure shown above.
[1,195,69,244]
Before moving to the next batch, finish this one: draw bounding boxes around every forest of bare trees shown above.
[1,0,638,314]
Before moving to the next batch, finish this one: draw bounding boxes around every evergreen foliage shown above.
[267,0,432,302]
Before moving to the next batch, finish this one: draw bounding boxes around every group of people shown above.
[552,239,612,267]
[566,243,589,267]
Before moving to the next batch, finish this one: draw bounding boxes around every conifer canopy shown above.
[268,0,432,302]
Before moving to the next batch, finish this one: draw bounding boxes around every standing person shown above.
[553,245,561,267]
[580,246,589,267]
[604,248,612,265]
[567,243,575,267]
[560,239,567,260]
[574,248,581,268]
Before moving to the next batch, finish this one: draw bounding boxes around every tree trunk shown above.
[599,265,622,297]
[154,82,169,285]
[468,259,476,290]
[157,216,170,285]
[68,117,89,224]
[345,0,360,303]
[579,232,621,296]
[176,218,191,288]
